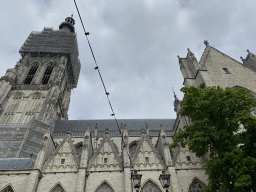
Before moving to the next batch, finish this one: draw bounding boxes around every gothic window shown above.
[61,159,65,164]
[42,64,53,84]
[141,181,161,192]
[223,68,231,74]
[24,64,38,84]
[95,182,114,192]
[188,179,206,192]
[75,142,83,162]
[129,142,137,158]
[50,184,65,192]
[1,186,14,192]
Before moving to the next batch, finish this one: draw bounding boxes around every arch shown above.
[187,177,206,192]
[24,64,38,84]
[74,142,83,162]
[232,85,256,98]
[42,64,53,84]
[141,179,162,192]
[129,140,138,158]
[94,181,115,192]
[0,184,15,192]
[48,183,66,192]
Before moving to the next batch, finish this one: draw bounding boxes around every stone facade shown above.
[0,17,255,192]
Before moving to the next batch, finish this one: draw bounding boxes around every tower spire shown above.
[59,15,75,32]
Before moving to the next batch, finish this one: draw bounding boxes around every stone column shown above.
[167,167,180,192]
[76,125,90,192]
[124,167,132,192]
[76,168,86,192]
[122,127,132,192]
[26,170,40,192]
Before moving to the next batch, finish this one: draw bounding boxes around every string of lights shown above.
[73,0,135,170]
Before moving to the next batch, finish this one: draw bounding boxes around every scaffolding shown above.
[0,118,54,164]
[19,27,81,88]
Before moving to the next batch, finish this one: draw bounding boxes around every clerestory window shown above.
[2,186,14,192]
[42,65,53,84]
[24,64,38,84]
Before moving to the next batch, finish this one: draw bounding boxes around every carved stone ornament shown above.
[0,76,14,84]
[85,135,89,139]
[44,136,48,140]
[13,84,51,90]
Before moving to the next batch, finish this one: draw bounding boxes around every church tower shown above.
[0,16,81,163]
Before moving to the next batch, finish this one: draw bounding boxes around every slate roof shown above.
[0,158,33,170]
[54,119,175,132]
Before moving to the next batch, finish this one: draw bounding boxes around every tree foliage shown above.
[170,83,256,191]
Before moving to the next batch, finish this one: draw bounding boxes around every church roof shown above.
[0,158,33,170]
[53,119,175,132]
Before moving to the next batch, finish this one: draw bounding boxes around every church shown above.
[0,16,255,192]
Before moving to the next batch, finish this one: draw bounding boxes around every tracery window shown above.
[42,64,53,84]
[1,186,14,192]
[141,181,161,192]
[129,142,137,158]
[24,64,38,84]
[50,184,65,192]
[95,182,114,192]
[188,179,206,192]
[75,142,83,162]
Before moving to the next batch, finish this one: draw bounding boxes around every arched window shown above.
[75,142,83,162]
[141,181,161,192]
[129,142,137,158]
[188,179,206,192]
[42,64,53,84]
[50,184,65,192]
[1,185,14,192]
[24,64,38,84]
[95,182,114,192]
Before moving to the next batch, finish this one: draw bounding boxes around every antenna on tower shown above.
[172,87,176,97]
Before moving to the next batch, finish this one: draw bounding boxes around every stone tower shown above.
[0,16,81,163]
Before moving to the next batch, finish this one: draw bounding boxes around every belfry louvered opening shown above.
[24,64,38,84]
[42,65,53,84]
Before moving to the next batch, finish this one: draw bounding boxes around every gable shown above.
[132,134,165,170]
[43,134,79,173]
[201,47,256,92]
[88,132,122,171]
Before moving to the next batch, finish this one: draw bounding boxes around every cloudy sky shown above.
[0,0,256,121]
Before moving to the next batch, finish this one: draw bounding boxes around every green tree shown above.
[170,83,256,192]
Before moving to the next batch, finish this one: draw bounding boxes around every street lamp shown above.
[131,170,142,192]
[159,170,171,192]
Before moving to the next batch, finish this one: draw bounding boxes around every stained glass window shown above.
[50,184,65,192]
[188,179,206,192]
[141,181,161,192]
[96,183,114,192]
[2,186,14,192]
[129,142,137,158]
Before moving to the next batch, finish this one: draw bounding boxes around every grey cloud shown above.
[1,0,256,120]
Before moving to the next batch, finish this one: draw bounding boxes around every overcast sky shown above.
[1,0,256,121]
